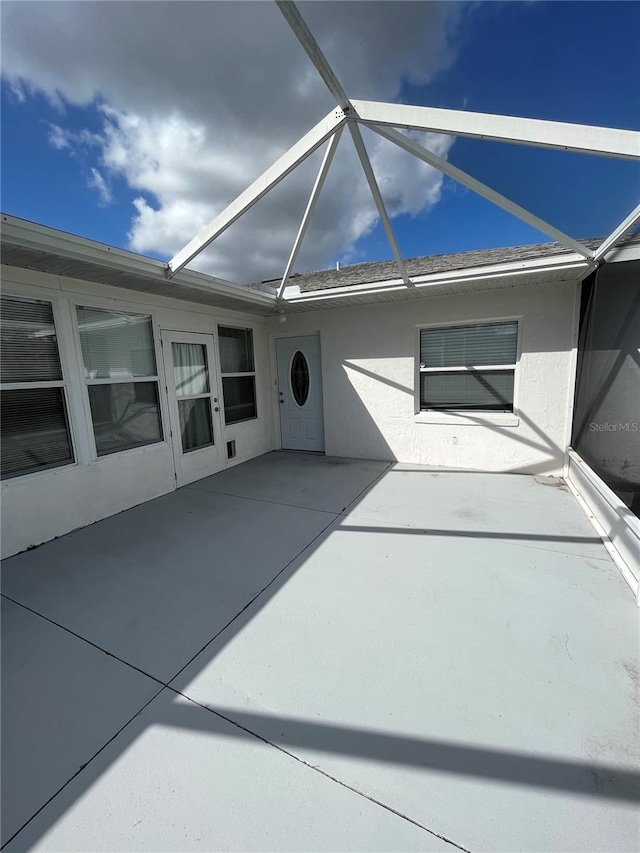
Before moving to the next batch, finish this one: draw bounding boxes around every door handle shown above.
[279,399,284,404]
[214,407,220,412]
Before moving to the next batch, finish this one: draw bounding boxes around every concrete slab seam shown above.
[1,508,339,847]
[181,485,339,516]
[167,512,340,686]
[340,462,394,513]
[165,688,473,853]
[0,685,168,851]
[0,593,167,688]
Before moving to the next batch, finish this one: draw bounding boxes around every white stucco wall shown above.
[1,265,274,558]
[269,281,578,474]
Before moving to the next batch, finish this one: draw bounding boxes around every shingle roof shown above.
[263,235,639,293]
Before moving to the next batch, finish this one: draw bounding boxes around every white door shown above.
[276,334,325,452]
[161,330,224,486]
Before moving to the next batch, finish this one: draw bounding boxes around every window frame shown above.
[416,317,522,418]
[0,292,78,480]
[217,325,258,426]
[72,300,168,460]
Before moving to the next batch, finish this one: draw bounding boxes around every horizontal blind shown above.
[1,295,62,383]
[420,322,518,368]
[77,306,156,379]
[421,370,514,411]
[219,327,254,373]
[1,388,74,478]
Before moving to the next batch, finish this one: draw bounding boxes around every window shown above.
[171,342,214,453]
[76,306,163,455]
[419,321,518,412]
[1,295,75,479]
[218,326,257,424]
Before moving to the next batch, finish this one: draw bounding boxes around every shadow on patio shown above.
[2,452,639,852]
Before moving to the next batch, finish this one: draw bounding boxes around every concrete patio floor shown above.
[1,451,639,852]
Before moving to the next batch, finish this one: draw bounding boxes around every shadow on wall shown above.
[335,357,566,475]
[276,280,578,473]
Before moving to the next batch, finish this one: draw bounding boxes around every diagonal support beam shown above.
[277,127,344,299]
[370,124,595,260]
[593,202,640,262]
[349,123,411,286]
[276,1,351,111]
[168,108,346,276]
[354,100,640,161]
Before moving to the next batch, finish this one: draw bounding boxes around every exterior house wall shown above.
[1,265,274,558]
[269,280,578,474]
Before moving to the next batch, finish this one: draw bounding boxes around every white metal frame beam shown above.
[349,123,411,286]
[370,124,594,260]
[277,127,344,299]
[594,202,640,262]
[276,1,351,111]
[354,100,640,161]
[277,1,410,286]
[169,1,639,292]
[168,108,346,276]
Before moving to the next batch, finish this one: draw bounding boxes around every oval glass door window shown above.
[291,351,310,406]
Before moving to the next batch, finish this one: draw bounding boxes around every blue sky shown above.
[358,1,640,261]
[1,1,639,281]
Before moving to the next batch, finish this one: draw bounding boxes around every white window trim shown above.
[218,325,258,426]
[415,316,522,424]
[0,291,80,481]
[71,299,169,461]
[415,411,520,427]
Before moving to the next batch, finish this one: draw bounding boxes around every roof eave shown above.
[0,213,277,310]
[286,253,595,304]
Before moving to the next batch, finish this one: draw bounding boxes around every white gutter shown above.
[600,242,640,264]
[1,213,276,309]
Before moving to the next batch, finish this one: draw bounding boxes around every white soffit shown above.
[0,214,277,316]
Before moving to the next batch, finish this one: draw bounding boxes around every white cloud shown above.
[48,124,102,151]
[87,168,112,206]
[1,1,466,281]
[370,130,454,218]
[48,124,71,150]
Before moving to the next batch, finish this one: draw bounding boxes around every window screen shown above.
[76,306,163,455]
[572,266,640,516]
[222,376,257,423]
[420,322,518,369]
[77,306,157,379]
[219,326,254,373]
[218,327,257,424]
[419,321,518,412]
[1,296,62,383]
[0,296,74,479]
[1,388,74,478]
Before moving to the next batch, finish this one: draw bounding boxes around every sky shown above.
[1,1,639,284]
